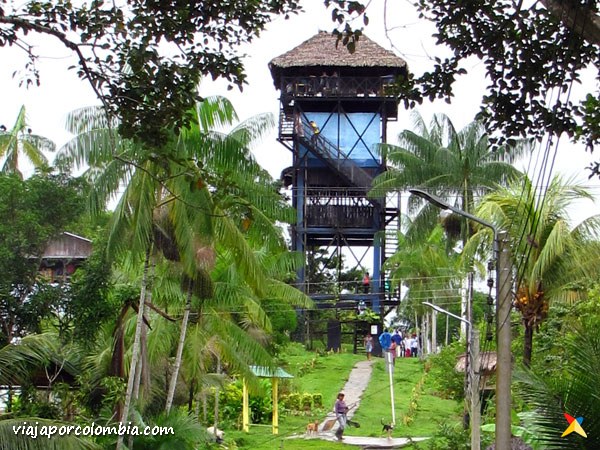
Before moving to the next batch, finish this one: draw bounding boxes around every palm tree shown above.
[516,318,600,449]
[385,224,460,352]
[56,96,298,446]
[467,174,600,366]
[0,105,55,177]
[371,112,530,242]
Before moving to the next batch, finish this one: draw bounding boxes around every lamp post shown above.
[423,302,480,450]
[410,188,511,450]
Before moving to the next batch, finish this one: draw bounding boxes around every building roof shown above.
[41,231,93,260]
[455,351,498,376]
[249,365,294,379]
[269,31,407,85]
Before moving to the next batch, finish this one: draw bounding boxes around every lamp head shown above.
[409,188,450,210]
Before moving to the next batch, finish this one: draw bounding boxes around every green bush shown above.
[427,341,465,401]
[312,393,323,408]
[285,393,301,410]
[301,393,313,410]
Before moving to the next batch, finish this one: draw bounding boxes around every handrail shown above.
[282,75,396,99]
[296,119,374,192]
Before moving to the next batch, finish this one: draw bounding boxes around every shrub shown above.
[285,393,301,410]
[312,393,323,408]
[301,393,313,410]
[427,341,465,401]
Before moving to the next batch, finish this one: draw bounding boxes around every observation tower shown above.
[269,31,407,315]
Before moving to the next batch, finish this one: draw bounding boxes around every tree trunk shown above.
[541,0,600,46]
[165,286,192,411]
[523,322,534,368]
[203,389,207,424]
[214,355,221,430]
[188,384,194,413]
[194,387,202,422]
[116,245,151,450]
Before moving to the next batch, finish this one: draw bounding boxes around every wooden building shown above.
[38,232,93,282]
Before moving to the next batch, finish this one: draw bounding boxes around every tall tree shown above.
[0,2,301,148]
[0,105,54,177]
[0,173,85,345]
[371,112,529,243]
[467,174,600,366]
[327,1,600,176]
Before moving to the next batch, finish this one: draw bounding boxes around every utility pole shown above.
[495,231,512,450]
[471,328,481,450]
[464,272,474,429]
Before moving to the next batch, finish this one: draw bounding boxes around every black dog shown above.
[380,418,394,439]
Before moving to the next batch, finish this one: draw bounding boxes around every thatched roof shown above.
[455,351,498,376]
[269,31,407,85]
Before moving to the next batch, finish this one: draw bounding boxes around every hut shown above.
[38,232,93,282]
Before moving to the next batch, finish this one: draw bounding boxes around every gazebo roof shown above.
[249,365,293,379]
[268,31,407,87]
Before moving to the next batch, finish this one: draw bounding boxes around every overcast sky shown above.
[2,0,599,223]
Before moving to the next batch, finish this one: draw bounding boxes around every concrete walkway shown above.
[319,359,375,434]
[288,358,430,448]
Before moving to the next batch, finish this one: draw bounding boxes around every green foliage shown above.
[260,298,297,347]
[282,393,301,411]
[126,409,209,450]
[0,105,54,177]
[0,173,86,344]
[1,2,302,149]
[300,393,313,411]
[516,317,600,449]
[427,341,465,401]
[311,393,323,408]
[67,237,114,345]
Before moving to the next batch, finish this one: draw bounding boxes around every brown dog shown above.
[305,420,319,437]
[380,418,394,439]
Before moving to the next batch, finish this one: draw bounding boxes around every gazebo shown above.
[242,366,293,435]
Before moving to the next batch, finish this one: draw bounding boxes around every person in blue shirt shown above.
[379,329,392,351]
[391,330,403,358]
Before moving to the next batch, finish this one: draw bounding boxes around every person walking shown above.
[309,120,320,146]
[391,330,403,358]
[334,392,348,440]
[410,333,418,357]
[364,334,374,361]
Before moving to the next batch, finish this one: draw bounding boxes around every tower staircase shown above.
[383,192,401,306]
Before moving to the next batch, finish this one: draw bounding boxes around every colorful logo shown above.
[561,413,587,438]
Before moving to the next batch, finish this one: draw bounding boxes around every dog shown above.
[305,419,319,437]
[380,418,394,439]
[206,426,224,444]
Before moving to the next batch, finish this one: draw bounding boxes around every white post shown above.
[386,350,396,424]
[432,310,437,354]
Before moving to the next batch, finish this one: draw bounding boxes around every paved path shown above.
[320,435,429,448]
[319,359,375,434]
[288,358,430,448]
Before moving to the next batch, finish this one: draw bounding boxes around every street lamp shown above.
[410,188,511,450]
[423,302,481,450]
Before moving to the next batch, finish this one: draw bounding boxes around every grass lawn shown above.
[225,344,364,449]
[346,357,462,439]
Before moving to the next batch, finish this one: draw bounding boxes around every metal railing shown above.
[296,119,374,191]
[281,76,396,99]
